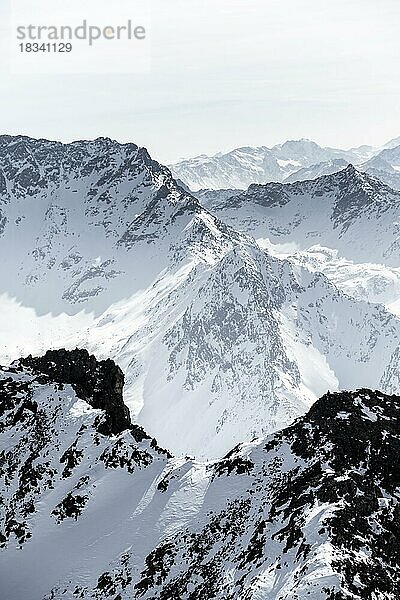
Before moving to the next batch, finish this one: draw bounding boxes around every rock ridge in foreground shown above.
[0,351,399,599]
[20,348,130,435]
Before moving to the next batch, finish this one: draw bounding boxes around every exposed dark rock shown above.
[1,347,400,599]
[213,456,254,478]
[52,492,88,522]
[20,348,130,435]
[132,389,400,600]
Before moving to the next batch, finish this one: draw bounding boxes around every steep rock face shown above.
[130,389,400,600]
[362,167,400,191]
[0,355,398,599]
[0,351,169,600]
[0,135,207,314]
[193,187,242,208]
[236,165,394,226]
[72,241,400,458]
[20,348,130,435]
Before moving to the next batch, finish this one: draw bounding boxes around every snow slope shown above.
[276,245,400,314]
[284,159,349,183]
[71,242,400,458]
[206,165,400,266]
[1,350,399,600]
[361,144,400,191]
[2,138,400,458]
[0,135,206,315]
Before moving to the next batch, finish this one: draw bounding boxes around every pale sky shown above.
[0,0,399,163]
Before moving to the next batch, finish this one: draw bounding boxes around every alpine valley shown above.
[0,134,400,598]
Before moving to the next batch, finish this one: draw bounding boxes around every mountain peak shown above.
[331,161,397,194]
[274,137,315,147]
[343,162,357,174]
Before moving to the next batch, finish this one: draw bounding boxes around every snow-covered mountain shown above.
[382,136,400,150]
[278,245,400,314]
[2,137,400,459]
[68,239,400,458]
[0,134,210,315]
[169,140,357,191]
[170,137,400,192]
[346,143,377,162]
[169,139,388,191]
[284,159,349,183]
[361,145,400,191]
[169,146,283,191]
[205,165,400,266]
[271,139,352,167]
[2,133,400,597]
[1,349,399,599]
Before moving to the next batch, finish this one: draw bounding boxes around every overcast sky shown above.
[1,0,399,163]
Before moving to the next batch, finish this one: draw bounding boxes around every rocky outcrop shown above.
[130,388,400,600]
[20,348,130,435]
[1,352,399,599]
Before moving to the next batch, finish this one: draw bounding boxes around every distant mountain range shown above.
[170,137,400,191]
[194,165,400,265]
[360,143,400,191]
